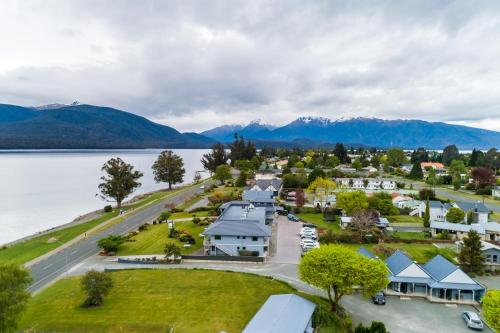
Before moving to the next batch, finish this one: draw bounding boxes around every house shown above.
[451,202,489,224]
[392,195,421,210]
[242,294,316,333]
[381,179,397,190]
[418,200,446,222]
[420,162,446,174]
[339,216,389,229]
[275,159,288,170]
[252,178,283,197]
[202,202,272,256]
[334,177,396,191]
[384,251,485,304]
[401,164,413,173]
[242,190,274,207]
[456,240,500,271]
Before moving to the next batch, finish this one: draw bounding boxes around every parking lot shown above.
[269,215,302,264]
[343,293,494,333]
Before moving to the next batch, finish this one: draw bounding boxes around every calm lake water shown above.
[0,149,209,245]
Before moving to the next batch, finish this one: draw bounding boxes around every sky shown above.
[1,1,500,132]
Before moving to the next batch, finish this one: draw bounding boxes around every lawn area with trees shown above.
[296,213,341,231]
[117,221,205,255]
[19,269,346,333]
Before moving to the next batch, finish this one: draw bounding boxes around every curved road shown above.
[28,182,212,292]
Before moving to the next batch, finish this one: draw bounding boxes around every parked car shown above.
[301,234,317,240]
[300,228,316,236]
[287,214,301,222]
[371,292,386,305]
[300,239,319,247]
[277,207,288,215]
[462,311,484,330]
[302,223,317,229]
[301,242,320,249]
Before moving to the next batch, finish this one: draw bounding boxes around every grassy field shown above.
[390,231,428,240]
[169,211,210,220]
[19,269,345,333]
[296,213,341,231]
[118,221,205,255]
[0,181,209,265]
[342,243,454,263]
[387,215,423,224]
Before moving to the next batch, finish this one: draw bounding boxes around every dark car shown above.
[371,292,386,305]
[287,213,301,222]
[276,208,288,216]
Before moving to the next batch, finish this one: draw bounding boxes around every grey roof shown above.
[428,200,445,209]
[202,220,271,237]
[422,255,458,281]
[255,178,283,191]
[357,246,377,259]
[430,221,485,234]
[220,204,267,225]
[385,250,413,275]
[243,190,274,202]
[454,202,490,213]
[242,294,316,333]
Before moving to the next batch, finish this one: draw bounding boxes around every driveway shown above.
[269,215,302,264]
[343,293,493,333]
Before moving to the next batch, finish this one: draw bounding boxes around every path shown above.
[28,180,213,293]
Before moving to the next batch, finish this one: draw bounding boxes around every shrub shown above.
[81,270,113,307]
[103,205,113,213]
[178,233,195,244]
[159,211,172,221]
[138,223,148,232]
[372,244,396,258]
[198,218,212,226]
[97,235,125,253]
[192,216,201,224]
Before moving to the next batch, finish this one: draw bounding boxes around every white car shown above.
[300,228,317,236]
[300,227,315,234]
[462,311,484,330]
[300,234,317,240]
[301,239,319,247]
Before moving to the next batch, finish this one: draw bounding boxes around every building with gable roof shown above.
[252,178,283,197]
[385,250,432,296]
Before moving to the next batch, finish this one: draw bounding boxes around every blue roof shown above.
[243,190,274,202]
[454,202,490,213]
[242,294,316,333]
[422,255,457,281]
[385,250,413,275]
[428,200,444,208]
[357,246,376,259]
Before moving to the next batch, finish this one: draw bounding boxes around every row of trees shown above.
[98,150,186,209]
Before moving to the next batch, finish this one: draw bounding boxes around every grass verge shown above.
[19,269,346,333]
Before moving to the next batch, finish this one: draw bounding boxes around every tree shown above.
[164,243,181,261]
[214,164,232,184]
[387,148,406,167]
[449,159,467,174]
[442,145,460,166]
[0,264,31,333]
[98,158,143,209]
[426,168,437,186]
[235,170,248,187]
[355,321,388,333]
[482,290,500,331]
[152,150,185,190]
[307,168,326,184]
[350,209,376,237]
[81,270,113,307]
[295,188,306,208]
[410,147,429,164]
[299,245,388,313]
[471,167,495,190]
[408,162,423,180]
[423,196,430,228]
[418,188,436,200]
[458,230,485,275]
[484,148,500,171]
[446,207,465,223]
[307,177,337,210]
[201,143,229,174]
[333,143,350,164]
[452,172,461,191]
[336,191,369,215]
[193,171,202,183]
[97,234,125,253]
[368,192,399,215]
[469,149,485,167]
[229,134,256,165]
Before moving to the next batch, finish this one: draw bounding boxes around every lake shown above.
[0,149,209,245]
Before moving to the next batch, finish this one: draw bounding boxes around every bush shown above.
[159,211,172,221]
[192,216,201,224]
[178,233,195,244]
[97,235,125,253]
[476,186,492,195]
[81,270,113,307]
[103,205,113,213]
[198,218,212,226]
[372,244,396,258]
[465,183,475,191]
[138,223,148,232]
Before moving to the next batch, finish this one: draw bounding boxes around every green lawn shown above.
[0,181,210,265]
[342,243,442,263]
[390,231,428,240]
[20,269,345,333]
[387,215,423,224]
[118,221,205,255]
[296,213,341,231]
[169,211,210,220]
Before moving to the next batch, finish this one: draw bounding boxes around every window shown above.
[486,255,492,263]
[237,246,240,250]
[236,236,240,239]
[214,235,221,240]
[252,236,258,241]
[242,236,246,239]
[493,255,498,263]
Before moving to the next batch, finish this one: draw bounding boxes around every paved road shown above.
[28,182,211,292]
[269,215,302,264]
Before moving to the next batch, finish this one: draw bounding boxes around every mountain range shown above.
[0,102,499,149]
[202,116,500,149]
[0,103,213,149]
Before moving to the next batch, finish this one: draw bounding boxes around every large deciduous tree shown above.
[458,230,485,275]
[0,264,31,333]
[442,145,460,166]
[307,177,337,210]
[201,143,229,174]
[471,167,495,190]
[386,148,406,167]
[299,245,388,313]
[336,190,369,215]
[214,164,232,184]
[152,150,185,190]
[482,290,500,331]
[81,270,113,307]
[98,157,143,209]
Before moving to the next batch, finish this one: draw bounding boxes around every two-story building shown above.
[418,200,446,222]
[203,201,272,256]
[456,240,500,272]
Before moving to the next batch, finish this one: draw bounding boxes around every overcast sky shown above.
[1,1,500,132]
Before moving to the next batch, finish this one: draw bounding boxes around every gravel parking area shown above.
[269,215,302,264]
[342,293,493,333]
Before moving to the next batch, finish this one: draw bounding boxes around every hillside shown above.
[0,103,214,149]
[202,116,500,149]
